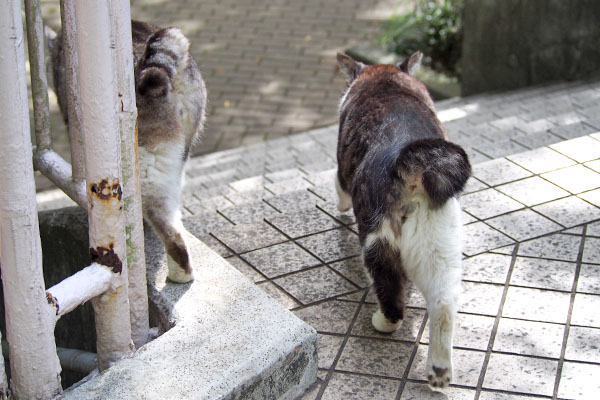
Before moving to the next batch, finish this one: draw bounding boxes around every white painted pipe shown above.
[24,0,53,151]
[111,0,150,349]
[74,0,134,370]
[0,1,63,398]
[46,263,113,317]
[33,149,87,208]
[59,0,85,181]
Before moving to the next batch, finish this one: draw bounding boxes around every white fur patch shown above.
[335,173,352,212]
[371,309,402,333]
[167,255,194,283]
[369,195,462,387]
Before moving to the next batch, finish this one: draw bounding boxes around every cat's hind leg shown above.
[145,201,194,283]
[335,172,352,212]
[419,263,461,388]
[364,239,406,332]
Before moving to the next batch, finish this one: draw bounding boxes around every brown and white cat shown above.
[336,52,471,388]
[48,21,206,283]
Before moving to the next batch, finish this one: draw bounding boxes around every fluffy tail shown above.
[398,138,471,206]
[136,27,190,98]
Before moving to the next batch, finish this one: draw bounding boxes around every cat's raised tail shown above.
[136,27,191,98]
[397,138,471,207]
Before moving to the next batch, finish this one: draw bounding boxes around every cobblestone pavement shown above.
[41,0,407,155]
[168,79,598,400]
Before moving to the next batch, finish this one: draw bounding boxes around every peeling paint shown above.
[90,244,122,273]
[90,178,122,201]
[46,292,59,315]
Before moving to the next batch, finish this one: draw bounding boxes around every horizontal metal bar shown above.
[33,149,87,208]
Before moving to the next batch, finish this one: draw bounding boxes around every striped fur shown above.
[48,21,207,283]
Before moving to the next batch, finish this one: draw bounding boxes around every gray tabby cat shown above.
[48,21,206,283]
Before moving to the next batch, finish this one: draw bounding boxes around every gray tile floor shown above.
[173,79,600,399]
[37,78,600,398]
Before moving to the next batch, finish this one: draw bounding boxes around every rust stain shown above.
[90,178,122,201]
[90,243,123,273]
[46,292,59,315]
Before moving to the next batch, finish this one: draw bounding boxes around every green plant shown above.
[381,0,464,77]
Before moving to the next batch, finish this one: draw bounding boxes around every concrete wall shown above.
[462,0,600,95]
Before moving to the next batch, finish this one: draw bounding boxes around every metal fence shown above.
[0,0,149,398]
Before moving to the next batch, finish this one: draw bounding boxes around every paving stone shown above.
[317,333,344,370]
[462,253,512,284]
[511,131,563,149]
[241,242,321,278]
[422,313,495,351]
[483,353,558,396]
[218,200,281,224]
[463,177,488,194]
[211,221,287,253]
[472,159,533,187]
[493,318,565,358]
[336,337,413,379]
[460,282,504,316]
[400,382,476,400]
[510,257,576,291]
[486,209,563,241]
[571,293,600,327]
[225,189,274,206]
[474,139,530,159]
[463,222,515,256]
[266,207,341,238]
[274,266,357,305]
[550,135,600,163]
[541,164,600,194]
[329,256,371,288]
[507,147,576,174]
[321,373,399,400]
[478,391,538,400]
[550,121,598,139]
[585,159,600,173]
[297,228,361,263]
[352,303,425,342]
[557,362,600,400]
[496,176,569,207]
[264,190,324,213]
[461,189,524,220]
[503,287,570,324]
[408,345,485,387]
[582,237,600,264]
[225,255,265,283]
[517,233,582,261]
[256,281,300,310]
[533,196,600,227]
[577,264,600,294]
[587,221,600,237]
[293,300,358,335]
[565,326,600,363]
[579,187,600,207]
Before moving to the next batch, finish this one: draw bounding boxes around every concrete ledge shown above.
[62,228,317,399]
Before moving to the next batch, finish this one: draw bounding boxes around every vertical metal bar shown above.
[74,0,134,370]
[24,0,52,151]
[0,316,7,399]
[111,0,150,348]
[59,0,85,181]
[0,0,63,397]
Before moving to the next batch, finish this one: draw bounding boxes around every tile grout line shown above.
[552,225,587,400]
[394,308,429,400]
[314,288,369,400]
[473,243,520,400]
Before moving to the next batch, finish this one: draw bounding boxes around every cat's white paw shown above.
[335,175,353,212]
[426,357,452,389]
[371,309,402,333]
[167,255,194,283]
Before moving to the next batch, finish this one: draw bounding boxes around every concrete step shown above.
[62,229,317,399]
